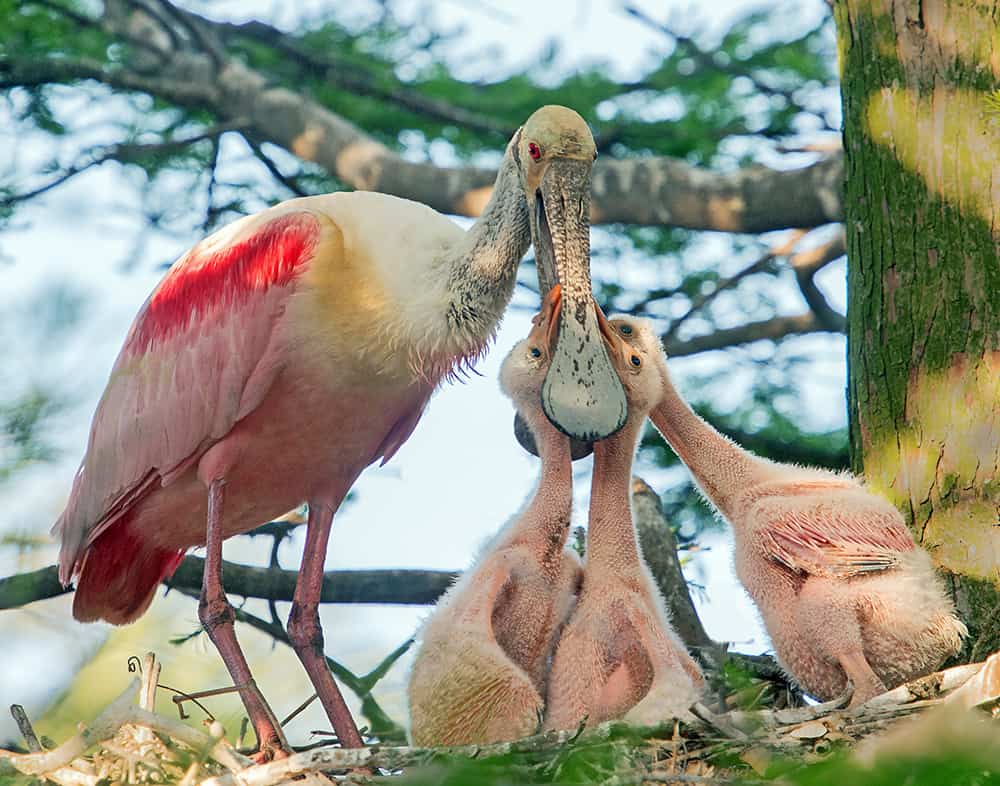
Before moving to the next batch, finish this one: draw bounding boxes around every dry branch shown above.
[0,680,251,778]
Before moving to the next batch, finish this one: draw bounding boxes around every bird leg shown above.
[796,578,885,707]
[286,502,365,749]
[839,649,887,708]
[198,479,289,761]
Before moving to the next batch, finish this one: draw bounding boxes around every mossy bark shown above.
[836,0,1000,660]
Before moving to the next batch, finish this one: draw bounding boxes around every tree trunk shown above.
[836,0,1000,661]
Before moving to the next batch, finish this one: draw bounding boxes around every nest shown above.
[3,653,998,786]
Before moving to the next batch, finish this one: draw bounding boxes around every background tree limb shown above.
[0,560,457,611]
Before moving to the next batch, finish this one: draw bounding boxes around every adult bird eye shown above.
[630,355,641,367]
[530,347,542,358]
[528,142,542,161]
[619,324,633,335]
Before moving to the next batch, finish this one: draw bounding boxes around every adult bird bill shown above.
[519,107,628,444]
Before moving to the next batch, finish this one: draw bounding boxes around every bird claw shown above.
[824,682,855,711]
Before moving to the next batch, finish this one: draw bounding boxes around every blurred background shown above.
[0,0,847,746]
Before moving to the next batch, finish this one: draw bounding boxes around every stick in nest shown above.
[0,679,252,777]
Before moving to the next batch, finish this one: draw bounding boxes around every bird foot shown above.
[844,676,887,710]
[249,744,290,765]
[823,683,854,711]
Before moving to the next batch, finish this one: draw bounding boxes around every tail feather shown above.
[72,514,185,625]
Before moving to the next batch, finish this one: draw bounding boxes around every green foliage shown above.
[0,389,60,483]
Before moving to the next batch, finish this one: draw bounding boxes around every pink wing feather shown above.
[759,501,916,578]
[54,211,321,584]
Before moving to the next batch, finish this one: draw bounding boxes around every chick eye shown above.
[593,149,598,161]
[530,347,542,358]
[619,324,633,335]
[630,355,642,367]
[528,142,542,161]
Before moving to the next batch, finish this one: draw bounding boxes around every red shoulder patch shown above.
[124,212,320,357]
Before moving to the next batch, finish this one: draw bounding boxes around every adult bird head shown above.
[514,105,628,444]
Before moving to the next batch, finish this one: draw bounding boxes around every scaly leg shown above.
[198,479,288,760]
[286,502,365,748]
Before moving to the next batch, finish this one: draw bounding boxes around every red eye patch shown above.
[528,142,541,161]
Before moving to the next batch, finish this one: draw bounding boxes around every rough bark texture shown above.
[632,477,715,653]
[837,0,1000,660]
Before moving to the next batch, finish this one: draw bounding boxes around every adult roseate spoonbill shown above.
[544,308,702,731]
[52,105,627,758]
[408,288,581,745]
[606,317,966,707]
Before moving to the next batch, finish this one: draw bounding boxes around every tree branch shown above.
[0,559,456,611]
[663,311,842,357]
[0,121,248,209]
[790,230,847,332]
[632,477,716,654]
[0,9,845,234]
[207,16,513,139]
[663,230,807,340]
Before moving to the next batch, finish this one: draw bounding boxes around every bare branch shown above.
[0,121,247,209]
[181,589,410,742]
[210,17,513,138]
[663,231,807,340]
[790,230,847,332]
[663,311,842,357]
[632,477,716,655]
[0,55,216,102]
[244,137,311,198]
[0,559,456,611]
[150,0,226,68]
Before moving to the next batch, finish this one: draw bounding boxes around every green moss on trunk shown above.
[836,0,1000,659]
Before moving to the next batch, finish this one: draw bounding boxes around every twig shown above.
[0,680,252,776]
[9,705,41,752]
[136,652,160,744]
[280,694,319,728]
[664,231,805,341]
[139,652,160,712]
[689,702,749,741]
[0,121,248,209]
[245,137,311,197]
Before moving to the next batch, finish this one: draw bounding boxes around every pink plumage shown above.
[609,316,967,707]
[52,105,616,757]
[55,212,322,618]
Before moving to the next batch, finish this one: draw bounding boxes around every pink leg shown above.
[199,480,289,760]
[286,502,364,749]
[798,578,885,707]
[839,649,886,708]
